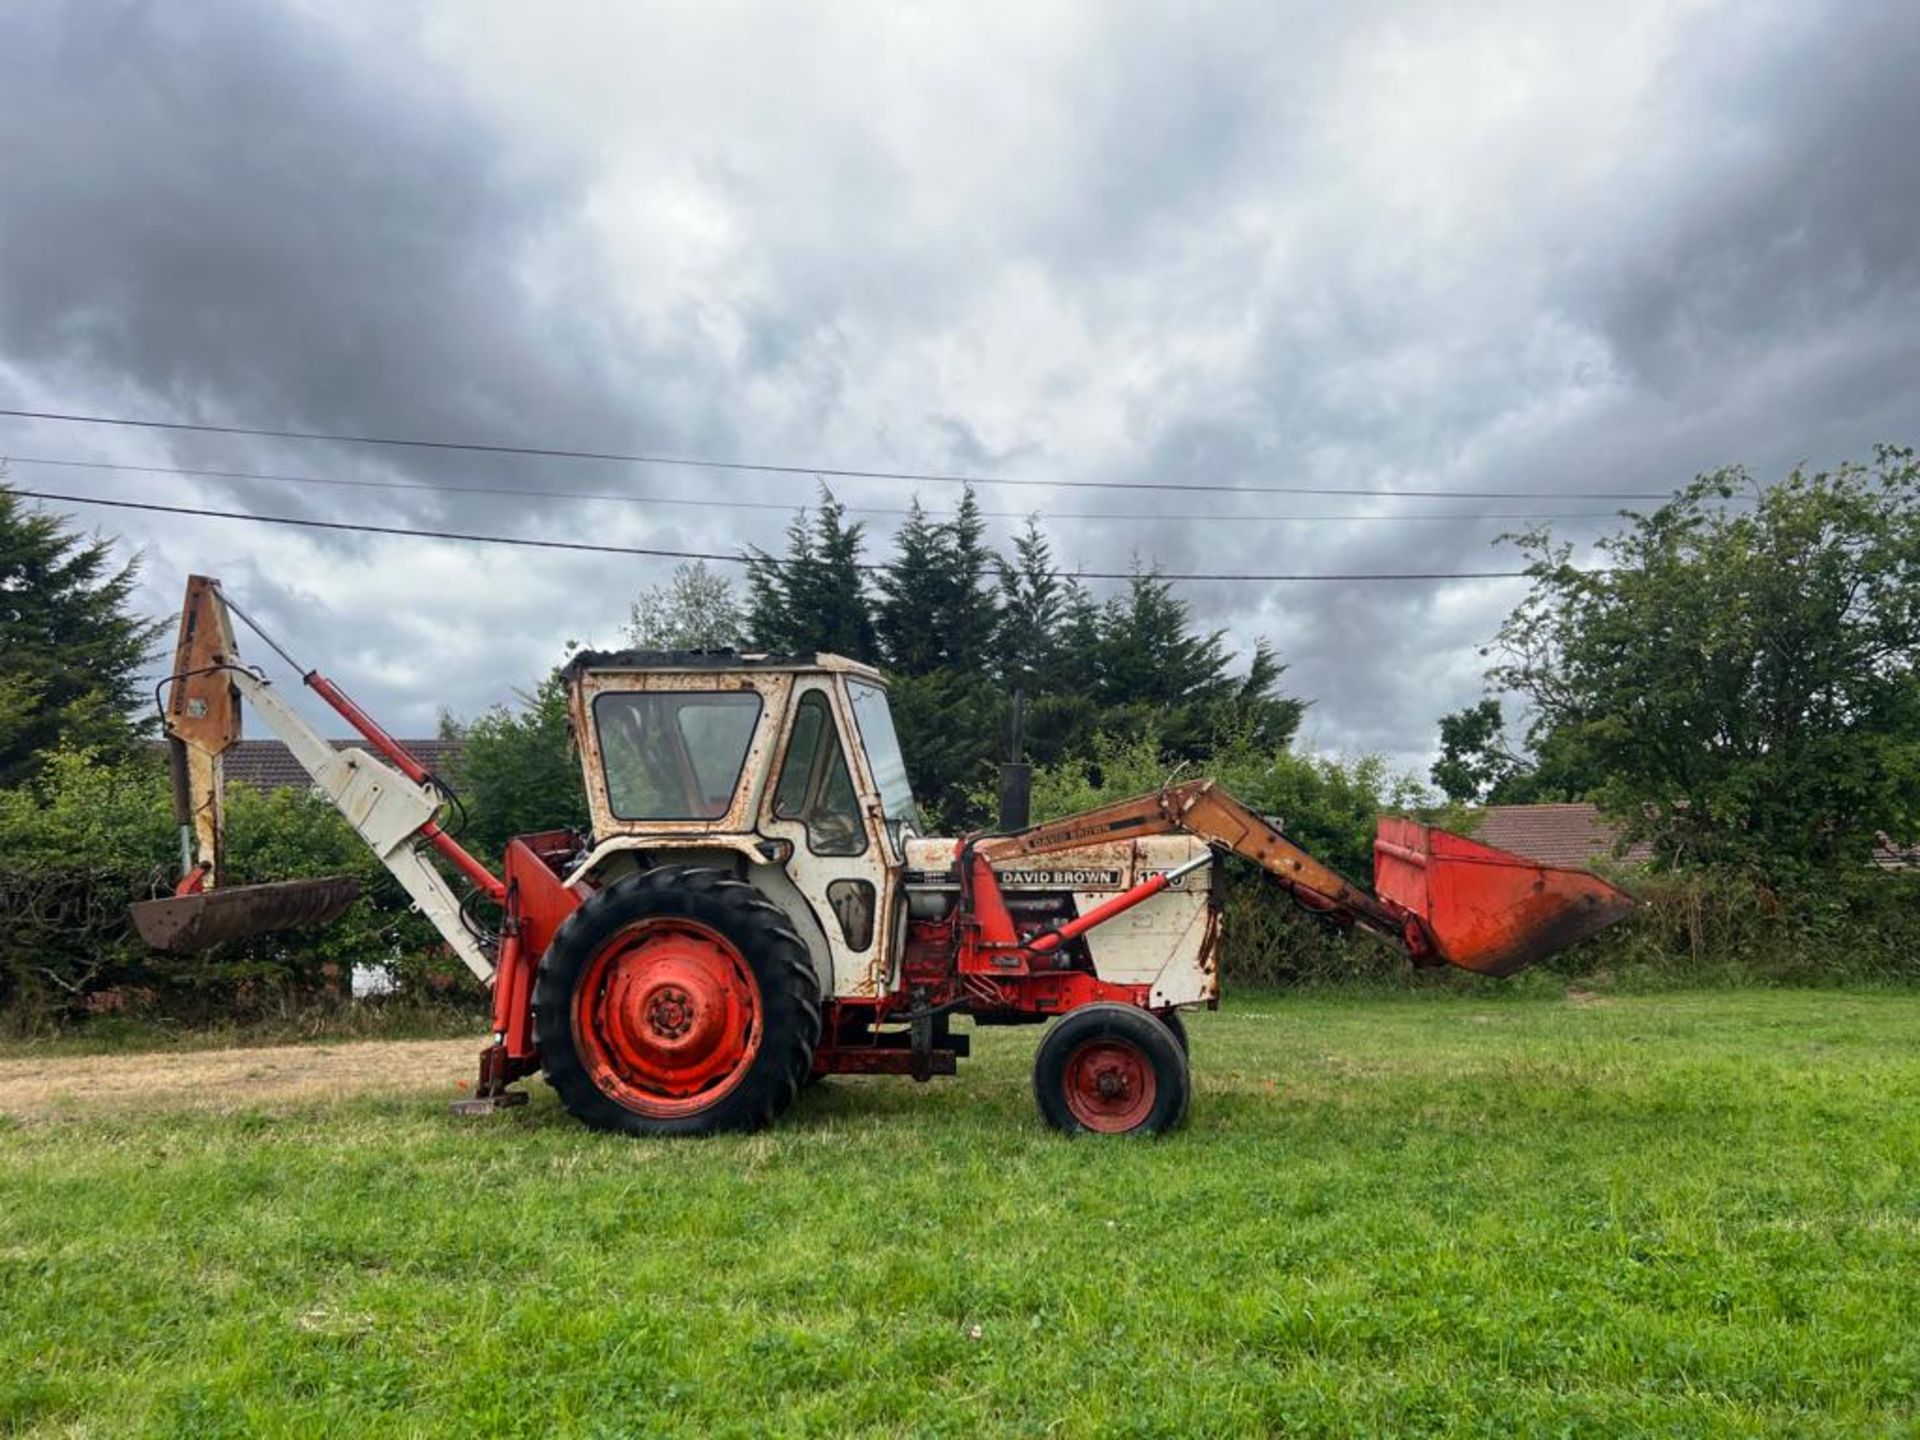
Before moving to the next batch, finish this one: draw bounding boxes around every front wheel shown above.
[1033,1003,1190,1137]
[532,866,821,1136]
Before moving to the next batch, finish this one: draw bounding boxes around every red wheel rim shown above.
[1062,1037,1157,1133]
[573,917,763,1117]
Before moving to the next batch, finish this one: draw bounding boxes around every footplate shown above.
[450,1041,536,1117]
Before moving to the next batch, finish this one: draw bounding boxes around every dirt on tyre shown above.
[1033,1003,1190,1137]
[532,866,822,1136]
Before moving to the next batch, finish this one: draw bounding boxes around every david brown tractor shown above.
[135,576,1635,1137]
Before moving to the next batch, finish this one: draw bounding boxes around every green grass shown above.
[2,991,1917,1437]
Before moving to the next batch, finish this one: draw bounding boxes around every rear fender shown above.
[564,834,835,998]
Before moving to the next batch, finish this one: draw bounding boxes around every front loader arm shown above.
[969,776,1638,976]
[973,778,1422,951]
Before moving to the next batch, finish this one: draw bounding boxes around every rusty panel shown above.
[165,574,242,755]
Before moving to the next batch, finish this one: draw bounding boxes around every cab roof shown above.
[563,648,887,685]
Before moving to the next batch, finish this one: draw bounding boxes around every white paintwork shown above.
[753,676,896,999]
[901,834,1219,1007]
[226,670,496,984]
[568,663,900,1000]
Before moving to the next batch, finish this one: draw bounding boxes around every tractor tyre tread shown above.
[1155,1008,1190,1056]
[532,865,822,1136]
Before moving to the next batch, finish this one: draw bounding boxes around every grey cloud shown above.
[2,0,1915,770]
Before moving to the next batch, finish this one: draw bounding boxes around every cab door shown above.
[758,679,892,998]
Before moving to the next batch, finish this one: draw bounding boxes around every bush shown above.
[1546,866,1920,989]
[0,749,472,1026]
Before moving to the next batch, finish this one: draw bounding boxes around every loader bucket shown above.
[130,877,361,954]
[1373,818,1636,977]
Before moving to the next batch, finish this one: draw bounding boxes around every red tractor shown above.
[136,576,1634,1137]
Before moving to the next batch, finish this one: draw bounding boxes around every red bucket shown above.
[1373,819,1636,977]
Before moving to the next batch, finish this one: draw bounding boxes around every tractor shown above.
[134,575,1635,1136]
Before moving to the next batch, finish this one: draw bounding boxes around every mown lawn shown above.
[2,990,1917,1437]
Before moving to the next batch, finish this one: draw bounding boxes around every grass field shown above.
[2,990,1917,1437]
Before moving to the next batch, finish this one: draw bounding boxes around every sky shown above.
[2,0,1916,779]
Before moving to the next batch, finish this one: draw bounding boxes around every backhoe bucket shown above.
[130,877,361,954]
[1373,818,1635,977]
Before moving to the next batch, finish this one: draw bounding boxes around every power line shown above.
[0,406,1677,501]
[10,487,1544,583]
[0,454,1633,526]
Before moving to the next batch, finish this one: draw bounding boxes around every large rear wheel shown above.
[532,866,821,1135]
[1032,1003,1190,1137]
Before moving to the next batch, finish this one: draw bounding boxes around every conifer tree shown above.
[743,486,877,662]
[0,486,164,787]
[873,498,946,675]
[996,517,1064,693]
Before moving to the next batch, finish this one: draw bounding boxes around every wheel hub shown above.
[1062,1038,1157,1133]
[644,985,695,1040]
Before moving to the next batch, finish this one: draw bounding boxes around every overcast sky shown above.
[3,1,1916,779]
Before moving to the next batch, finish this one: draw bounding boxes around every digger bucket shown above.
[1373,818,1636,977]
[130,877,361,954]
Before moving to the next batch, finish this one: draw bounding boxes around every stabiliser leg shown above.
[449,1042,535,1116]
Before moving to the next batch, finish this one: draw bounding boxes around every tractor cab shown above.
[561,651,925,999]
[563,649,921,849]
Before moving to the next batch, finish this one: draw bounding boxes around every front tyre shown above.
[532,866,821,1136]
[1033,1003,1191,1137]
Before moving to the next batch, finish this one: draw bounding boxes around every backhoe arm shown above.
[138,575,501,982]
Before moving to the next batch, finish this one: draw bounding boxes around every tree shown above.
[1489,447,1920,879]
[744,486,877,661]
[872,498,946,675]
[937,488,1000,676]
[1094,565,1301,759]
[1431,699,1525,804]
[1431,698,1604,806]
[627,560,742,651]
[446,672,588,862]
[0,484,164,787]
[873,489,999,676]
[997,516,1064,694]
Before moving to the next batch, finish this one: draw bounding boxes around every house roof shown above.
[217,738,465,792]
[1470,803,1654,868]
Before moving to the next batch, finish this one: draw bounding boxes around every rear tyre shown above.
[1033,1003,1190,1137]
[532,866,822,1136]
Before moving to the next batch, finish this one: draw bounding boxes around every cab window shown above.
[773,691,867,856]
[593,690,762,820]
